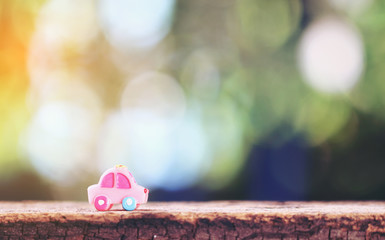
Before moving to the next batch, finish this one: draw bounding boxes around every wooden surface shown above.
[1,201,385,239]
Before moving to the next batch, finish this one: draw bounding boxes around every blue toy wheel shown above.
[122,197,136,211]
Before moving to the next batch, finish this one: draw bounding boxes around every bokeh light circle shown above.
[328,0,373,16]
[121,71,186,126]
[180,50,221,100]
[32,0,98,51]
[298,17,364,93]
[98,0,175,50]
[235,0,302,51]
[23,100,102,184]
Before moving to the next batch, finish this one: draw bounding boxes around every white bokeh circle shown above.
[298,17,364,93]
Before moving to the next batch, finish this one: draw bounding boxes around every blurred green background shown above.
[1,0,385,201]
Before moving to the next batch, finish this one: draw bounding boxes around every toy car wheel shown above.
[94,195,113,211]
[122,197,136,211]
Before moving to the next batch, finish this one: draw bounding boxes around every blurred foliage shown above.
[1,0,385,200]
[0,0,45,175]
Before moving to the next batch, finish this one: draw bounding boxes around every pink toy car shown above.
[88,165,149,211]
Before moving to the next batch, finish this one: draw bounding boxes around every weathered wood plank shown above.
[0,201,385,239]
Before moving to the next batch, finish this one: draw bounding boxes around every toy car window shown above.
[117,173,131,189]
[100,172,114,188]
[128,172,137,183]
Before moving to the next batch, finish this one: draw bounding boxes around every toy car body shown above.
[88,165,149,211]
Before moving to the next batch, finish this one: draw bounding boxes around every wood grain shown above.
[0,201,385,239]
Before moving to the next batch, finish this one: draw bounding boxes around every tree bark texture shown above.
[1,201,385,239]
